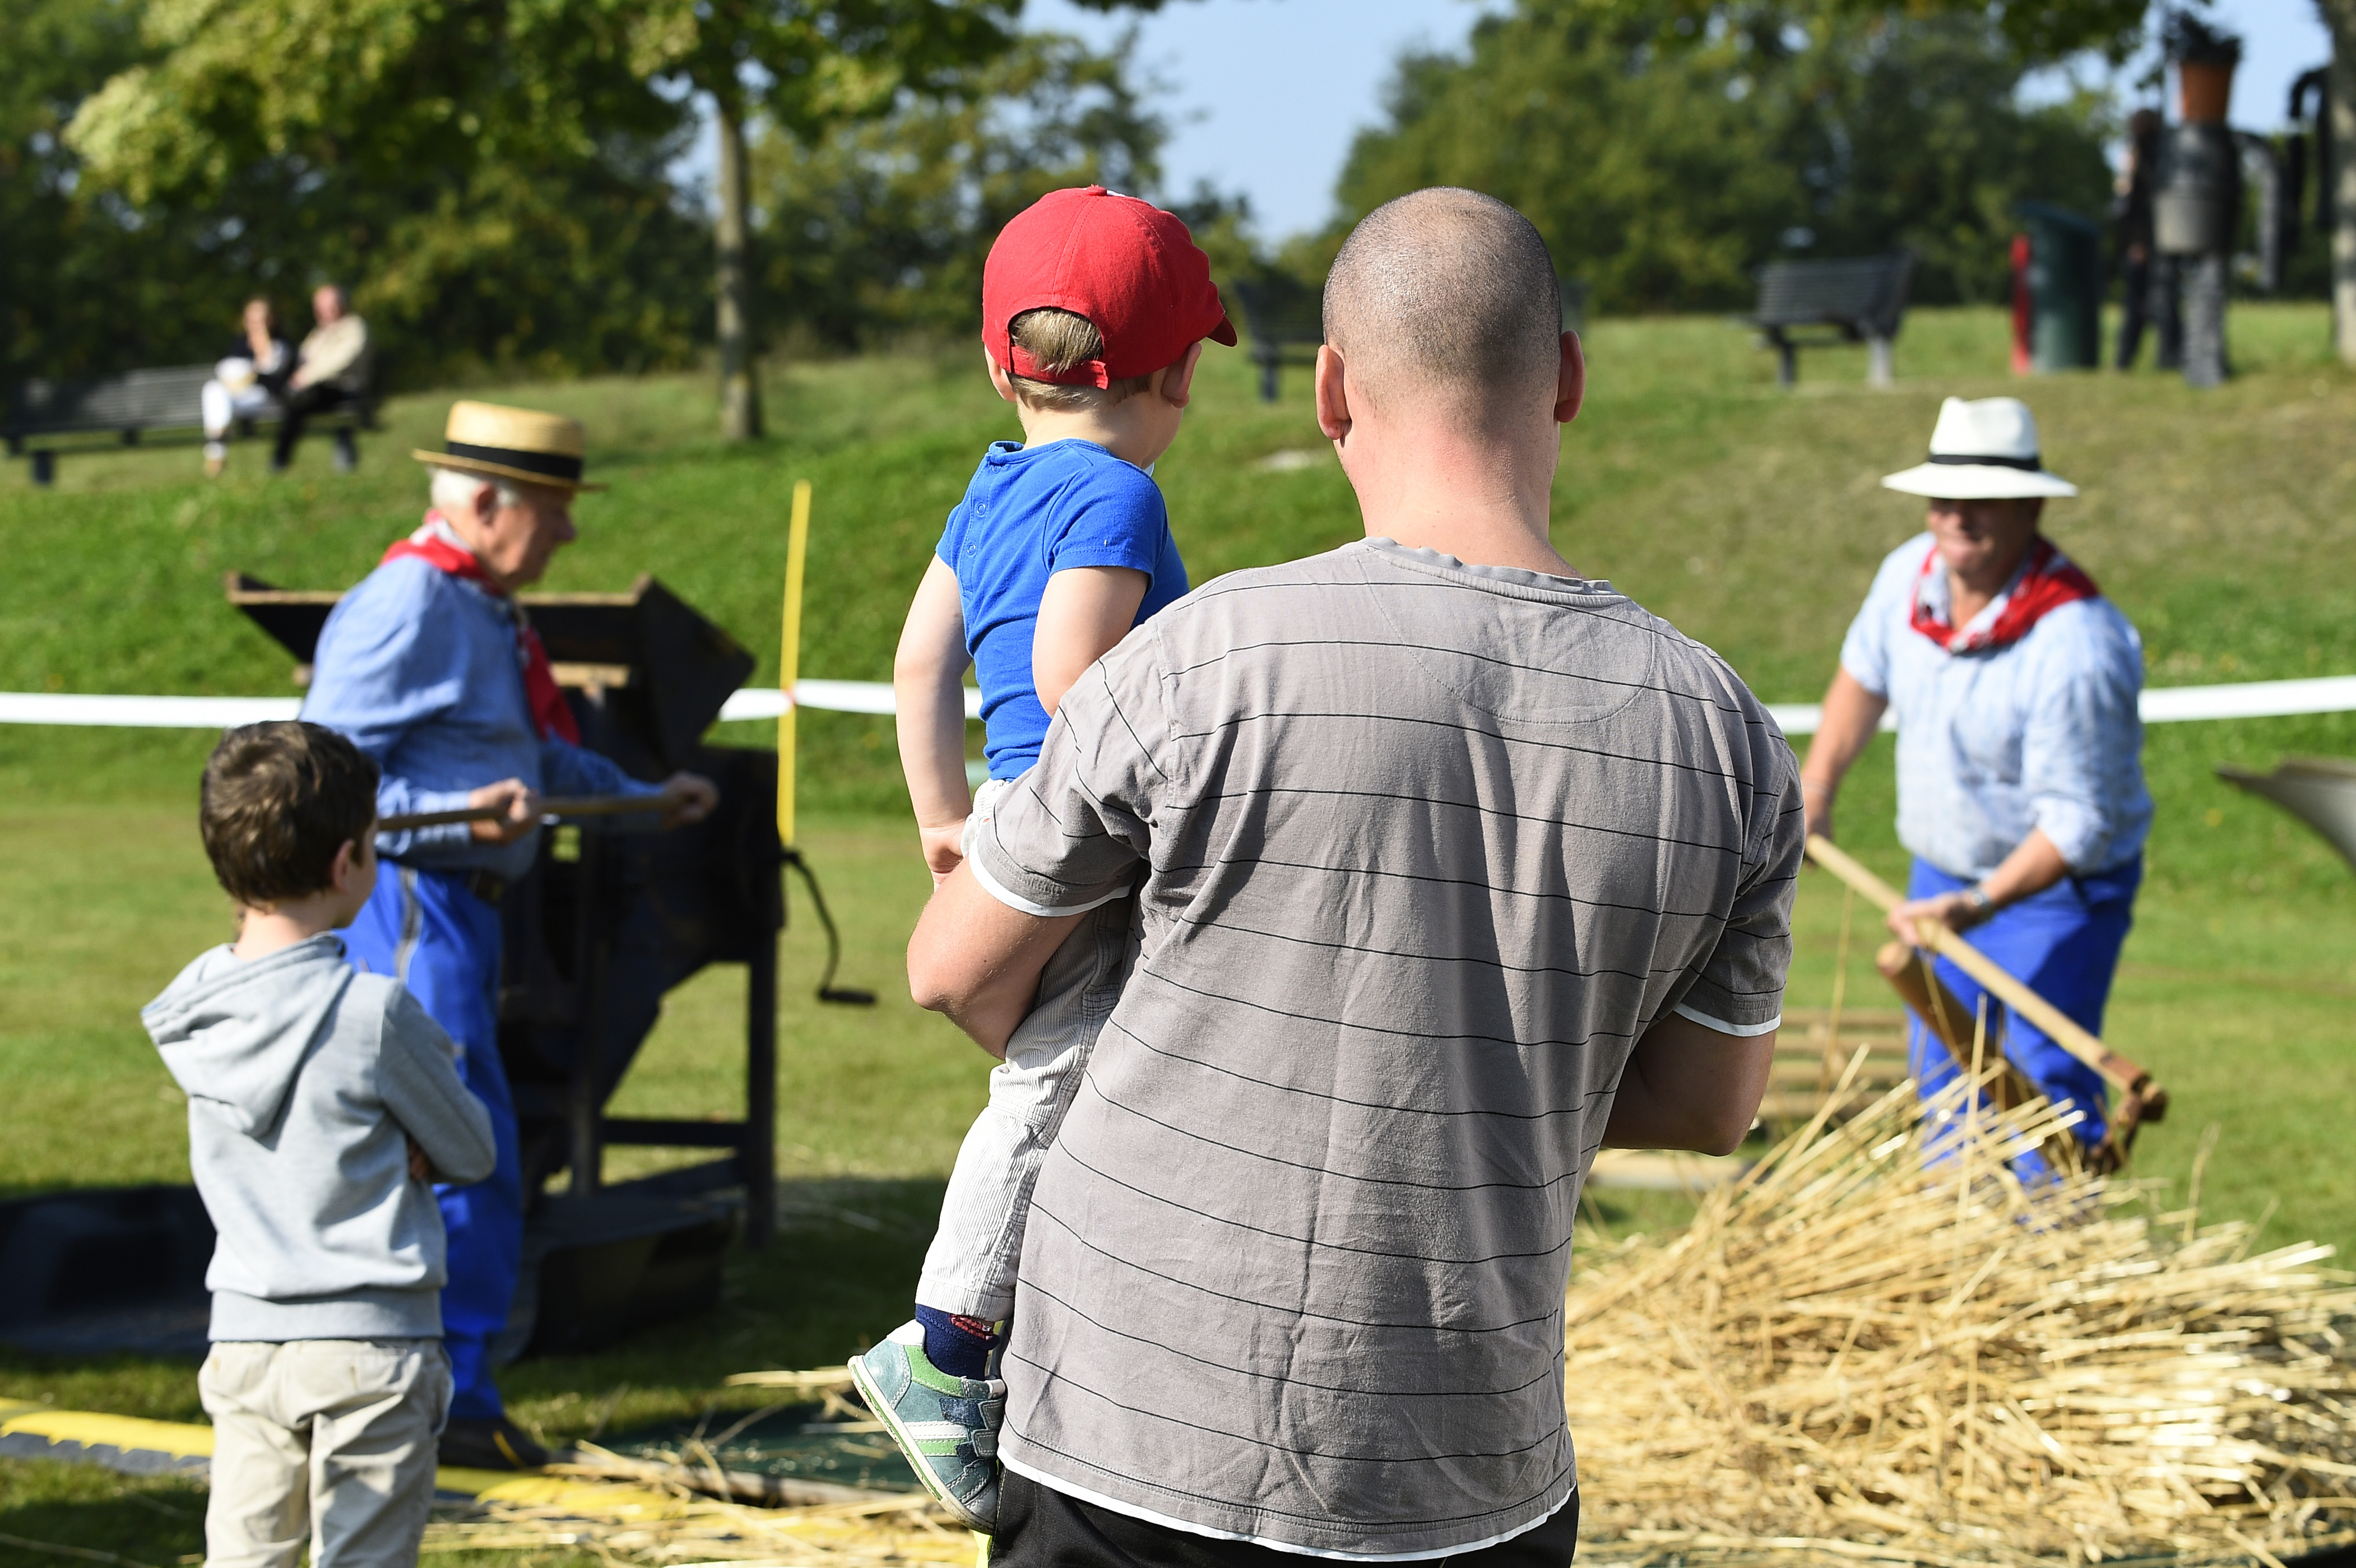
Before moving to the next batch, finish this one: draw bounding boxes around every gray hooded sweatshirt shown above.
[142,934,497,1342]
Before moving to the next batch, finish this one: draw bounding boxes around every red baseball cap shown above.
[982,186,1237,388]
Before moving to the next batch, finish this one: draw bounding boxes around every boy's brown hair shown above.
[201,721,381,907]
[1007,309,1157,412]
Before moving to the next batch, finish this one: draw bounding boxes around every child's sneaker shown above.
[850,1321,1004,1530]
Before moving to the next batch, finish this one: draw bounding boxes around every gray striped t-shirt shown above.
[968,538,1803,1559]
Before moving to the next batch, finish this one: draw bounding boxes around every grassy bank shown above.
[2,305,2352,1563]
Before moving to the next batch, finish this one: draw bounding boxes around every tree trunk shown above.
[2324,1,2356,363]
[716,96,763,441]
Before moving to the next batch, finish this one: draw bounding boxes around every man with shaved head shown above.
[907,187,1804,1567]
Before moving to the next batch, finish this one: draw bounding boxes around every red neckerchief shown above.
[1908,536,2100,655]
[381,512,581,744]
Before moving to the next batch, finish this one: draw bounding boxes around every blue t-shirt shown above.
[936,439,1189,780]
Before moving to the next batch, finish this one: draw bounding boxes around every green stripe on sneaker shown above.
[904,1349,970,1395]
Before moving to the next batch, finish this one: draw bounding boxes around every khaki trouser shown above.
[914,778,1137,1320]
[200,1338,451,1568]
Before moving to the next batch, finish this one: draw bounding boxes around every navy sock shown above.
[913,1303,1000,1380]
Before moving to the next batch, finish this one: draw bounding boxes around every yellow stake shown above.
[777,480,811,850]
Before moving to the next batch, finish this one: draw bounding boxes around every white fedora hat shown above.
[1881,396,2079,500]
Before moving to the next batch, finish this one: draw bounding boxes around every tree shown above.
[63,0,711,384]
[625,0,1191,436]
[68,0,1197,438]
[1334,4,2112,313]
[2315,0,2356,361]
[1571,0,2147,66]
[752,30,1165,347]
[619,0,1023,438]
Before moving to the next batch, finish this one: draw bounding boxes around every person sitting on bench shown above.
[267,284,373,472]
[201,296,292,478]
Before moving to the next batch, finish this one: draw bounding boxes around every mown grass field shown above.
[2,305,2352,1565]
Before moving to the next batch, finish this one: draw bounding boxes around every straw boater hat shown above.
[1880,396,2078,500]
[412,400,605,493]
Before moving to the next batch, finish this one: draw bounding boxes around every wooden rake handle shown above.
[378,795,662,833]
[1805,834,2165,1112]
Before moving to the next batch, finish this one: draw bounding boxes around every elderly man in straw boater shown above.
[301,401,718,1469]
[1800,397,2151,1152]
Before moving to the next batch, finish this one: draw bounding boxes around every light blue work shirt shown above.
[1839,532,2151,881]
[302,555,657,882]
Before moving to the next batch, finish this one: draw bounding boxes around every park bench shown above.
[4,364,378,486]
[1744,251,1916,388]
[1228,275,1323,403]
[1229,274,1593,404]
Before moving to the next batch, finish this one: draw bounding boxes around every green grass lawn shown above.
[3,304,2353,1563]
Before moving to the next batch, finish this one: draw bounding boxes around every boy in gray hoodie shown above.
[143,721,497,1568]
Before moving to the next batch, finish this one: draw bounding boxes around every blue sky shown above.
[1025,0,2334,240]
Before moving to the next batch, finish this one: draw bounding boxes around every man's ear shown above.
[1554,331,1586,426]
[1314,344,1352,443]
[472,480,502,522]
[1158,341,1206,409]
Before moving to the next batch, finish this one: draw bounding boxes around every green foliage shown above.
[1333,3,2116,312]
[50,0,712,385]
[1569,0,2151,68]
[1338,15,1806,311]
[752,30,1166,347]
[626,0,1020,137]
[1793,22,2117,304]
[0,0,249,380]
[21,0,1177,383]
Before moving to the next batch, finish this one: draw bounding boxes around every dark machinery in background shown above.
[0,575,857,1360]
[2218,757,2356,876]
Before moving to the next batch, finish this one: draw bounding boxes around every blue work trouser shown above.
[346,863,521,1423]
[1905,855,2140,1151]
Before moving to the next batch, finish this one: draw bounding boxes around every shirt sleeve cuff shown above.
[1050,548,1160,576]
[1838,656,1889,701]
[2031,799,2105,872]
[967,848,1130,919]
[1672,1001,1784,1038]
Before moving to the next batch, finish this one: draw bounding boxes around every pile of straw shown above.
[1565,1063,2356,1566]
[423,1459,974,1565]
[431,1064,2355,1568]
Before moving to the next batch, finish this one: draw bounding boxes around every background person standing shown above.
[1800,396,2150,1150]
[2111,109,2180,372]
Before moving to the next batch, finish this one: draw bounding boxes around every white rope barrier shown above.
[3,675,2348,732]
[1766,674,2356,736]
[0,682,980,729]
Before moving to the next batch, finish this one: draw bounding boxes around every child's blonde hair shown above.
[1007,309,1158,411]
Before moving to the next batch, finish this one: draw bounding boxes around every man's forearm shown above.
[1980,827,2070,907]
[908,866,1084,1059]
[1886,828,2072,943]
[1798,670,1888,800]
